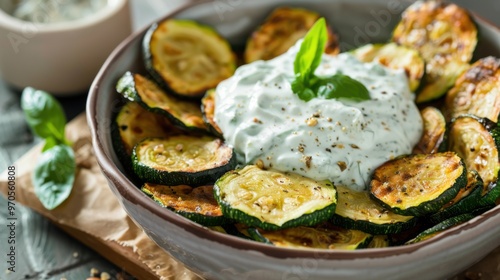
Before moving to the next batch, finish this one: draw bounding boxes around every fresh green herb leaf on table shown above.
[21,87,75,210]
[292,18,370,102]
[33,145,75,210]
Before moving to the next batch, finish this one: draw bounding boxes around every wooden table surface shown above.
[0,1,499,279]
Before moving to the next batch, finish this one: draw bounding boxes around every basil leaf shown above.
[21,87,67,143]
[33,145,75,210]
[293,18,327,82]
[316,74,371,101]
[291,78,316,102]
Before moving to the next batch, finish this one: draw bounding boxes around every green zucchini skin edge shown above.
[214,187,337,231]
[406,213,475,245]
[131,139,237,187]
[116,71,209,134]
[330,213,417,235]
[247,228,273,245]
[141,186,231,226]
[142,23,179,97]
[221,224,254,240]
[428,171,484,225]
[110,102,134,173]
[247,226,373,249]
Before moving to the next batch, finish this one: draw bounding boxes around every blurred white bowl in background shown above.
[0,0,132,96]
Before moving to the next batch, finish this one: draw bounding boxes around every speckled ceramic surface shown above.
[87,1,500,279]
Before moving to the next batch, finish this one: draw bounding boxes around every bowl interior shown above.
[96,0,500,173]
[89,0,500,271]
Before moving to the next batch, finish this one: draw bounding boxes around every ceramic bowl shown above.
[87,0,500,279]
[0,0,132,95]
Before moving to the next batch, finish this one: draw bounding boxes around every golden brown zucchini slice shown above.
[446,115,500,200]
[412,107,446,154]
[214,165,337,231]
[141,183,229,226]
[112,102,181,157]
[392,1,477,103]
[351,43,425,92]
[116,71,208,133]
[370,152,466,216]
[143,19,236,98]
[244,7,340,63]
[444,56,500,122]
[248,223,373,250]
[201,89,223,137]
[132,136,236,186]
[330,184,416,235]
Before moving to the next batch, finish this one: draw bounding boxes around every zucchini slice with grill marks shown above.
[351,43,425,92]
[412,107,446,155]
[330,184,416,235]
[446,115,500,206]
[141,183,229,226]
[214,165,337,231]
[406,213,474,245]
[143,19,236,98]
[248,223,372,250]
[429,170,484,224]
[116,72,208,133]
[392,1,477,103]
[244,7,340,63]
[444,56,500,122]
[201,89,223,138]
[370,152,466,217]
[132,136,236,186]
[112,102,181,159]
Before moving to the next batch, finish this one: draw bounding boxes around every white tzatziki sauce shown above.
[214,42,423,191]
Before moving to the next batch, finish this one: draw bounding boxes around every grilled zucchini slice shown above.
[351,43,425,92]
[392,1,477,103]
[112,102,180,156]
[143,19,236,98]
[132,136,236,186]
[248,223,372,250]
[116,71,208,133]
[370,152,466,216]
[406,213,474,244]
[214,165,337,231]
[447,115,500,189]
[201,89,223,138]
[444,56,500,122]
[330,184,416,235]
[244,7,339,63]
[111,102,181,171]
[412,107,446,154]
[429,170,483,224]
[142,183,229,226]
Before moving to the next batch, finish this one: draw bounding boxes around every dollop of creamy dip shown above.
[214,43,423,191]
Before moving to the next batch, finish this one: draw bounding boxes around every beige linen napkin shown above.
[0,113,498,279]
